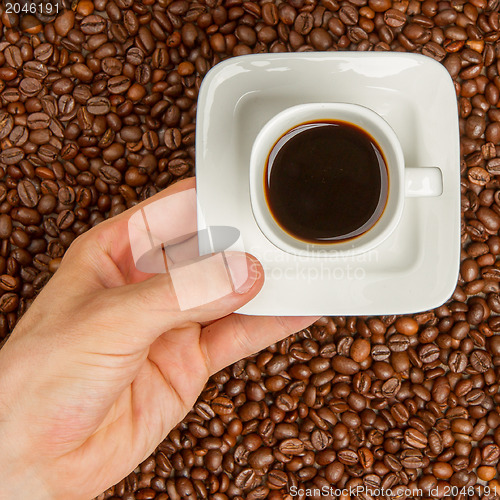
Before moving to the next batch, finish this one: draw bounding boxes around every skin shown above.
[0,178,317,500]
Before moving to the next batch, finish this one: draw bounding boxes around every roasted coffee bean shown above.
[108,76,131,94]
[470,349,492,372]
[337,449,359,465]
[211,396,234,415]
[395,317,419,335]
[235,468,258,490]
[99,166,122,185]
[58,187,76,206]
[0,215,12,239]
[56,210,75,230]
[419,344,440,363]
[59,95,76,117]
[23,61,48,80]
[384,9,406,28]
[404,428,428,448]
[81,15,107,34]
[87,97,111,115]
[262,3,278,26]
[248,447,274,469]
[19,78,42,98]
[0,274,19,292]
[0,293,18,314]
[387,334,410,352]
[449,351,468,373]
[400,449,424,468]
[391,402,409,424]
[294,12,313,35]
[381,377,401,397]
[0,112,14,140]
[0,148,24,165]
[311,429,330,451]
[465,388,485,405]
[142,131,159,151]
[468,166,490,185]
[17,180,39,208]
[38,145,58,164]
[278,438,304,455]
[422,41,446,61]
[101,57,123,76]
[30,129,51,146]
[164,128,182,150]
[27,113,50,130]
[482,444,500,464]
[331,355,360,375]
[339,5,359,26]
[120,126,142,143]
[4,46,23,69]
[371,344,390,361]
[267,469,287,488]
[350,338,370,362]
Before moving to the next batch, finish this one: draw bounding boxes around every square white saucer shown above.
[196,52,460,316]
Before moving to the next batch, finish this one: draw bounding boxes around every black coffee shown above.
[264,120,389,244]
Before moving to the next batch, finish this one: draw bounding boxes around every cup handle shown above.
[405,167,443,197]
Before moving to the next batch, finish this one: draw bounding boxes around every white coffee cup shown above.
[249,103,443,257]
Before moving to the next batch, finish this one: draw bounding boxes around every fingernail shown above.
[223,252,257,294]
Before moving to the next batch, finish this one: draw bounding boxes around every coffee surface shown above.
[265,121,388,243]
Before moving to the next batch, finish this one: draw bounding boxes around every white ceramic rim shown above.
[195,52,461,315]
[249,102,405,257]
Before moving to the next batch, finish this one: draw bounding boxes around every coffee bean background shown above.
[0,0,500,498]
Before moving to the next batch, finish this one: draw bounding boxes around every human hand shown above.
[0,177,317,500]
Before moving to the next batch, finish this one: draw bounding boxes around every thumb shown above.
[79,251,263,352]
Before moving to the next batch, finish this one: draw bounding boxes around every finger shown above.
[199,314,320,375]
[58,177,198,288]
[76,254,265,353]
[127,184,199,274]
